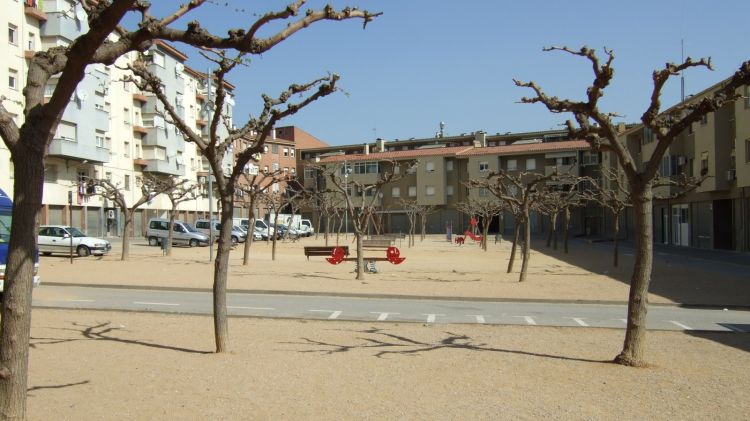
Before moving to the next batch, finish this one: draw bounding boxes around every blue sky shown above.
[145,1,750,145]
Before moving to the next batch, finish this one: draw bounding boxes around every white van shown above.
[146,218,209,247]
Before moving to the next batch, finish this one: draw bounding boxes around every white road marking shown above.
[422,314,444,323]
[371,312,398,321]
[132,301,179,306]
[68,299,94,302]
[567,317,589,327]
[228,306,274,310]
[722,324,747,333]
[467,315,486,324]
[309,310,342,319]
[668,320,693,330]
[513,316,537,325]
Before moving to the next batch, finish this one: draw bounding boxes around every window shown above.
[479,161,489,172]
[8,24,17,45]
[56,121,77,142]
[291,168,295,174]
[391,186,400,197]
[353,161,379,174]
[507,159,517,171]
[700,151,709,176]
[152,51,165,67]
[283,147,289,157]
[135,144,141,159]
[263,165,269,173]
[124,107,131,125]
[271,162,279,171]
[408,186,417,197]
[700,114,708,125]
[44,165,57,182]
[746,139,750,163]
[272,144,279,154]
[446,160,454,171]
[95,130,105,148]
[446,185,454,196]
[290,149,295,157]
[123,80,130,92]
[508,185,518,197]
[304,168,316,179]
[425,161,435,172]
[526,158,536,171]
[479,188,489,197]
[425,186,435,196]
[124,141,130,158]
[27,32,34,50]
[581,152,599,166]
[283,167,289,173]
[124,174,130,190]
[8,68,18,90]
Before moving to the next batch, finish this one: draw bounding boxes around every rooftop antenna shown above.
[438,121,445,138]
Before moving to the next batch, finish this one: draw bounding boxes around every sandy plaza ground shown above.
[23,234,750,419]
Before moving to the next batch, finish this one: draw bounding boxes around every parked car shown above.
[236,225,262,241]
[146,218,209,247]
[234,218,274,240]
[273,224,300,240]
[194,219,247,245]
[38,225,111,257]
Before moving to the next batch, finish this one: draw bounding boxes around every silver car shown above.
[194,219,247,245]
[146,218,209,247]
[38,225,111,257]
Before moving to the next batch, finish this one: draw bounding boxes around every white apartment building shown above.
[1,0,233,237]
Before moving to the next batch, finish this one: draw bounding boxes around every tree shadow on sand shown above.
[31,321,211,355]
[28,380,90,395]
[285,327,609,363]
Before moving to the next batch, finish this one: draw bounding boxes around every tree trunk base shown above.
[613,353,647,367]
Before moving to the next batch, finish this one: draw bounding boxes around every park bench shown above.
[304,245,349,260]
[368,233,406,246]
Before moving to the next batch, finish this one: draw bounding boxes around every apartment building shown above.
[616,77,750,252]
[299,130,597,235]
[1,0,233,237]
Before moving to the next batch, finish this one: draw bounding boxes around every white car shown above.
[38,225,112,257]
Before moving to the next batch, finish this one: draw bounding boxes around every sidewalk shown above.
[39,234,750,307]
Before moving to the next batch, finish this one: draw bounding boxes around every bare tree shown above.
[0,2,380,415]
[85,175,172,260]
[319,160,407,280]
[582,169,631,266]
[468,170,559,281]
[514,46,750,366]
[417,205,437,242]
[162,177,199,256]
[236,169,286,265]
[537,181,584,252]
[398,199,419,247]
[456,198,506,251]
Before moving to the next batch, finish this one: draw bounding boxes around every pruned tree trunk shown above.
[546,215,553,248]
[242,205,254,266]
[315,215,322,240]
[551,212,558,250]
[563,208,571,254]
[519,213,531,282]
[507,222,521,273]
[213,193,234,353]
[481,220,489,251]
[167,209,176,257]
[355,233,365,280]
[614,184,653,367]
[0,152,44,420]
[613,210,620,268]
[120,211,134,261]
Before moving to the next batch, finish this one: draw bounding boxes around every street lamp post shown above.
[68,191,73,264]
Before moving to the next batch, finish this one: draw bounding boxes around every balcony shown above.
[132,93,148,103]
[545,164,580,184]
[196,119,207,127]
[24,1,47,21]
[48,138,109,163]
[144,158,184,176]
[133,158,149,167]
[132,125,148,135]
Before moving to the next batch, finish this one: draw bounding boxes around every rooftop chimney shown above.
[376,138,385,152]
[364,143,370,155]
[474,131,487,147]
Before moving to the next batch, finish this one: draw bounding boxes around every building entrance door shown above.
[671,204,689,246]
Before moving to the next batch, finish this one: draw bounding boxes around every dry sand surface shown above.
[40,234,750,305]
[26,235,750,419]
[27,309,750,420]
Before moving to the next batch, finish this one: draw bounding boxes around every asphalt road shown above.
[32,285,750,332]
